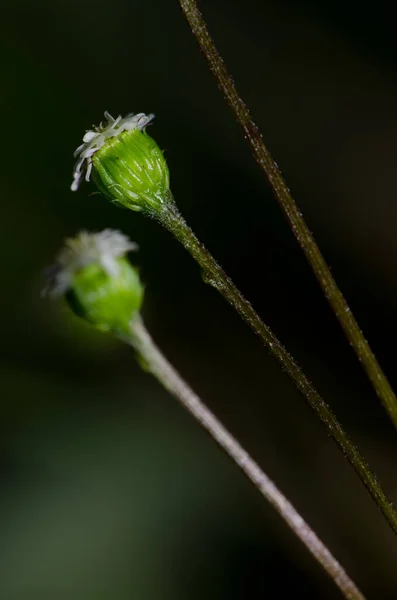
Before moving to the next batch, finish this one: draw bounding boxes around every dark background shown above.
[1,0,397,597]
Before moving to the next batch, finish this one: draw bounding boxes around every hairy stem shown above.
[129,316,365,600]
[176,0,397,431]
[156,200,397,536]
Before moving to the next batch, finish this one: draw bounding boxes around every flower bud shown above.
[45,230,144,334]
[71,112,170,214]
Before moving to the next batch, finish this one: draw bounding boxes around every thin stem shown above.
[157,201,397,536]
[129,316,365,600]
[176,0,397,431]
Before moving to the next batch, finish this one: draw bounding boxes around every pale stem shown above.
[129,316,365,600]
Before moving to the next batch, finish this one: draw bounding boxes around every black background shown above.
[1,0,397,597]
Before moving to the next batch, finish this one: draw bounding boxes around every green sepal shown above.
[92,128,170,215]
[66,257,144,335]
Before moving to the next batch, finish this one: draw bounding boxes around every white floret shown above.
[45,229,138,296]
[71,111,154,192]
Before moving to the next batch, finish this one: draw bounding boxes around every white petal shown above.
[83,131,97,143]
[83,147,98,158]
[109,115,122,131]
[73,143,87,157]
[85,161,93,182]
[123,119,138,131]
[71,172,83,191]
[100,255,119,277]
[73,156,85,174]
[104,111,115,123]
[137,113,154,130]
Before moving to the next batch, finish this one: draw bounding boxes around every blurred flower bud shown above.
[45,230,144,334]
[71,112,170,214]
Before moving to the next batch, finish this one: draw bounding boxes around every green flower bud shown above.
[45,230,144,335]
[71,112,170,214]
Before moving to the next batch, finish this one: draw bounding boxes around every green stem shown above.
[129,316,366,600]
[158,200,397,536]
[176,0,397,431]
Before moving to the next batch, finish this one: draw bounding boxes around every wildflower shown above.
[71,111,170,214]
[45,229,144,334]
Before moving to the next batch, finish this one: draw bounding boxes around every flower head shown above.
[71,111,171,215]
[46,229,138,296]
[45,229,144,334]
[72,111,154,192]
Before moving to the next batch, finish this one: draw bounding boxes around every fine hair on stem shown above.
[176,0,397,431]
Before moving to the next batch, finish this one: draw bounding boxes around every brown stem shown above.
[158,202,397,537]
[176,0,397,431]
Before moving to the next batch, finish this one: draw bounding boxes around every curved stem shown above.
[157,201,397,537]
[176,0,397,431]
[129,316,365,600]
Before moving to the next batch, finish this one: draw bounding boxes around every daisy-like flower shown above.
[71,111,170,215]
[45,230,144,334]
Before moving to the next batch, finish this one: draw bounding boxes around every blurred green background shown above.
[1,0,397,597]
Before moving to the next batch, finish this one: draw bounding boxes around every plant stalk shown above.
[157,201,397,536]
[129,316,365,600]
[176,0,397,431]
